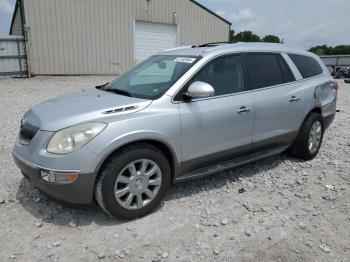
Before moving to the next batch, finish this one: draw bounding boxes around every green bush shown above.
[309,45,350,55]
[230,30,281,43]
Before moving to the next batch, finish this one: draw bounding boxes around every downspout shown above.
[19,0,31,77]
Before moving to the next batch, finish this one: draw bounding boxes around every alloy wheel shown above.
[308,121,322,154]
[114,159,162,210]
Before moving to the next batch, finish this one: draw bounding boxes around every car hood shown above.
[31,88,152,131]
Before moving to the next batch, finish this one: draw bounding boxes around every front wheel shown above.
[287,113,324,160]
[95,144,171,219]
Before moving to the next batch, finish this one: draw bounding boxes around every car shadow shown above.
[15,153,303,227]
[165,153,303,201]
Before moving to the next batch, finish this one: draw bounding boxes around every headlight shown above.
[47,122,107,154]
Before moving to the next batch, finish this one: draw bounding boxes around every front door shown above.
[179,55,254,174]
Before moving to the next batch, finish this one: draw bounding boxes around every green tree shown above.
[309,45,350,55]
[232,31,261,42]
[309,45,328,55]
[262,35,281,43]
[229,30,236,42]
[229,30,282,44]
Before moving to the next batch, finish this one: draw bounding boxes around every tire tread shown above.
[94,143,170,219]
[287,113,324,160]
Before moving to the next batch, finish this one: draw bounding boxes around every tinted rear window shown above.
[288,54,323,79]
[245,54,285,89]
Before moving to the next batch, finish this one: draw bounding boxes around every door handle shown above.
[289,96,301,102]
[237,106,252,113]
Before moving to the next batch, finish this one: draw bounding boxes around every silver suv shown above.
[13,42,337,219]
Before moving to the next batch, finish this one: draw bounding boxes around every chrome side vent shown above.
[103,105,139,115]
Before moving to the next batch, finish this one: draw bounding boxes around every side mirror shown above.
[184,81,215,100]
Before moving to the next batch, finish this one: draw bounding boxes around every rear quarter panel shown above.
[302,74,337,125]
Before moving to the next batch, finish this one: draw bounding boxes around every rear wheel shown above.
[95,143,171,219]
[287,113,324,160]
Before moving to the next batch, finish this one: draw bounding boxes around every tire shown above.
[95,143,171,219]
[287,113,324,160]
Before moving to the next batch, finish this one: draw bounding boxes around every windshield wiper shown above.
[104,88,134,97]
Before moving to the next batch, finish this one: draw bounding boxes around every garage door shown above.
[134,22,178,62]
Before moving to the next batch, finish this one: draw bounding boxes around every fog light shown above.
[41,170,78,184]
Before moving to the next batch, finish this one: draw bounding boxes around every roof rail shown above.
[164,46,193,51]
[192,42,237,48]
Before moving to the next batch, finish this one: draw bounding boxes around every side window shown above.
[288,54,323,79]
[277,55,295,83]
[190,55,245,96]
[245,53,285,89]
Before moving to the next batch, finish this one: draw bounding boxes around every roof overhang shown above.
[190,0,232,26]
[9,0,19,35]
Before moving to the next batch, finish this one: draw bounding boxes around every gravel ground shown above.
[0,76,349,262]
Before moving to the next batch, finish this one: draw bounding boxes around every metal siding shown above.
[87,0,94,74]
[337,57,350,66]
[320,55,350,72]
[23,0,229,75]
[40,0,48,73]
[0,37,28,77]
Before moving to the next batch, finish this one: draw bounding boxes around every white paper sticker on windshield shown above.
[174,57,196,63]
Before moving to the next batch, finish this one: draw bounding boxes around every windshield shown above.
[105,55,200,99]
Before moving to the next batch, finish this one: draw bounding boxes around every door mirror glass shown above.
[184,81,215,99]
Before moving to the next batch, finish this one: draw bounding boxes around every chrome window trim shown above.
[176,90,252,103]
[170,51,328,104]
[281,52,303,80]
[170,51,247,103]
[170,51,323,104]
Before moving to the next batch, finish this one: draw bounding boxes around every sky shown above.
[197,0,349,49]
[0,0,15,37]
[0,0,349,49]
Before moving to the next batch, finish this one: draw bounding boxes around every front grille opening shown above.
[19,111,41,145]
[19,124,39,144]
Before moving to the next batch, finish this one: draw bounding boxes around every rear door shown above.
[244,53,306,150]
[179,54,254,174]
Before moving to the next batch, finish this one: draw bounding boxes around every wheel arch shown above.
[93,139,180,188]
[300,107,323,128]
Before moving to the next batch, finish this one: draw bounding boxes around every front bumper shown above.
[13,152,95,204]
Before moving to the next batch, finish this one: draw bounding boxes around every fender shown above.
[91,132,181,183]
